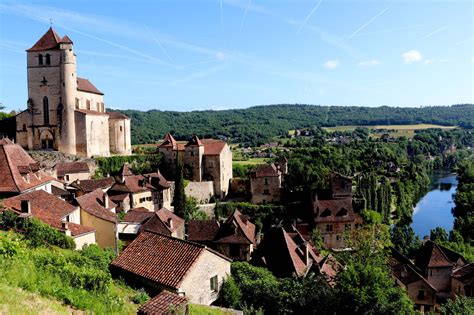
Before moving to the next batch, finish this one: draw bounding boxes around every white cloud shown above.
[402,50,423,63]
[324,60,340,70]
[357,59,380,68]
[424,58,435,65]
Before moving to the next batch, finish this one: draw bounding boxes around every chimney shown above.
[103,194,109,209]
[62,221,71,236]
[167,218,173,229]
[20,200,31,214]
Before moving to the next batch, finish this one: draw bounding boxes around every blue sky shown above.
[0,0,473,112]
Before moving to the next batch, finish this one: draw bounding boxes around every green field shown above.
[233,158,267,166]
[323,124,457,138]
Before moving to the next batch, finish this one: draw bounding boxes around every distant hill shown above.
[107,104,473,145]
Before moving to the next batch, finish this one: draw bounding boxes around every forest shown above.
[115,104,474,145]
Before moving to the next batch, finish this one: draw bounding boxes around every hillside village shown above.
[0,27,472,314]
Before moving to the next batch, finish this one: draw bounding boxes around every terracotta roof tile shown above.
[414,240,464,271]
[214,210,256,245]
[138,290,187,315]
[122,208,154,223]
[27,28,62,52]
[250,163,280,178]
[0,141,54,193]
[187,220,220,242]
[71,177,114,193]
[319,254,343,287]
[77,77,104,95]
[55,162,90,177]
[3,190,77,230]
[111,231,207,288]
[75,109,109,116]
[201,139,226,155]
[60,35,73,44]
[185,135,203,147]
[51,185,70,197]
[158,134,178,149]
[112,171,169,194]
[76,188,117,223]
[140,208,185,236]
[68,222,96,237]
[108,111,130,120]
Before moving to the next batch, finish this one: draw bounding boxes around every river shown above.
[411,172,458,238]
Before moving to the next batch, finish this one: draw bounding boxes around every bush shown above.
[440,296,474,315]
[219,277,242,308]
[132,288,150,304]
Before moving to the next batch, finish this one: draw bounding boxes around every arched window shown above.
[45,54,51,65]
[38,54,43,65]
[43,96,49,125]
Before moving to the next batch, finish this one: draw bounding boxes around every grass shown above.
[323,124,457,138]
[189,304,235,315]
[0,283,76,315]
[233,158,267,166]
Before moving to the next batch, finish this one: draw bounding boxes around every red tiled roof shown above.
[138,290,187,315]
[26,28,62,52]
[77,77,104,95]
[112,171,169,194]
[0,141,54,193]
[60,35,73,44]
[250,163,280,178]
[68,222,95,237]
[122,208,154,223]
[111,231,208,288]
[51,185,70,197]
[3,190,77,230]
[158,134,178,149]
[71,177,114,193]
[214,210,256,245]
[187,220,220,242]
[141,208,185,236]
[120,163,134,177]
[75,109,109,116]
[314,197,355,223]
[452,263,474,284]
[414,240,465,271]
[185,135,203,147]
[201,139,226,155]
[319,254,343,287]
[108,111,130,120]
[76,188,117,223]
[55,162,90,177]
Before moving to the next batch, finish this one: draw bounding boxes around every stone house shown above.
[157,134,232,199]
[76,188,118,249]
[111,230,232,305]
[188,210,256,261]
[2,189,96,249]
[54,161,90,184]
[0,138,54,197]
[249,163,282,204]
[69,177,115,197]
[15,27,131,157]
[390,241,472,313]
[107,165,171,212]
[117,207,185,244]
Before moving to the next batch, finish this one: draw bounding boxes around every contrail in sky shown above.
[240,0,251,33]
[346,5,391,40]
[422,26,447,39]
[145,24,174,63]
[297,0,323,34]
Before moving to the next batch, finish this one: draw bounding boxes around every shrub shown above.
[132,288,150,304]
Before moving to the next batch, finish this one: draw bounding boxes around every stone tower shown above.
[185,135,204,181]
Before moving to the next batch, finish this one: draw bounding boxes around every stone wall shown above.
[169,181,215,204]
[250,175,281,204]
[197,203,216,218]
[179,249,231,305]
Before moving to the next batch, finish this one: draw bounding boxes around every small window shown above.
[326,224,333,232]
[45,54,51,65]
[86,100,91,110]
[417,290,425,300]
[191,150,195,156]
[96,102,100,111]
[65,175,69,181]
[210,275,218,291]
[38,54,43,65]
[263,189,270,195]
[345,223,351,231]
[336,235,340,241]
[75,98,80,109]
[230,244,240,257]
[120,126,123,132]
[22,124,26,131]
[264,178,269,185]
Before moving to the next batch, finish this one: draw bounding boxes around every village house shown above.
[54,161,91,184]
[138,290,188,315]
[254,225,342,284]
[2,190,96,249]
[390,240,472,313]
[312,172,360,249]
[188,210,256,261]
[75,188,118,249]
[158,134,232,199]
[110,230,232,305]
[15,28,131,157]
[69,177,115,197]
[117,207,185,244]
[107,164,171,212]
[0,138,54,197]
[249,164,281,204]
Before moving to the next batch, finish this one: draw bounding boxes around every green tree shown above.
[440,296,474,315]
[310,228,324,251]
[430,227,448,242]
[173,154,186,218]
[219,276,242,309]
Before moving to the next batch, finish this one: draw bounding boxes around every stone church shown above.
[16,28,131,157]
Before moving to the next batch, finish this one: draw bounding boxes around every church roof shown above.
[27,27,63,52]
[60,35,73,44]
[77,77,104,95]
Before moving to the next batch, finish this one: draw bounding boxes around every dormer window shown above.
[38,54,43,65]
[45,54,51,65]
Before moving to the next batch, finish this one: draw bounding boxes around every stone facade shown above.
[249,164,282,204]
[16,28,131,157]
[169,180,215,204]
[158,134,232,199]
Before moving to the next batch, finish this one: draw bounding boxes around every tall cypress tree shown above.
[173,152,186,218]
